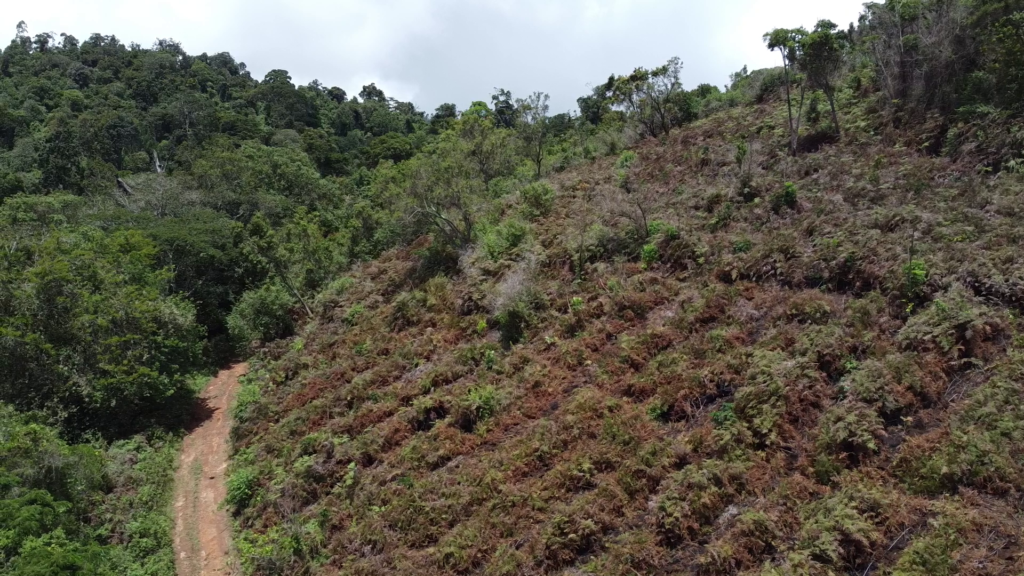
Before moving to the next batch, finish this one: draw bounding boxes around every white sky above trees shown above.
[5,0,866,113]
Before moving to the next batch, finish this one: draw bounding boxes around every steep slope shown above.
[228,101,1024,575]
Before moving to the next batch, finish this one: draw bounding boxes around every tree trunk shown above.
[792,82,807,155]
[782,59,796,154]
[826,91,841,138]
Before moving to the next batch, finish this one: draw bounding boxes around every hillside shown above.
[229,94,1024,575]
[4,1,1024,575]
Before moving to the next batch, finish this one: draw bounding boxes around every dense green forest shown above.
[3,0,1024,573]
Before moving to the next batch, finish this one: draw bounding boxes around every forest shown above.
[3,0,1024,574]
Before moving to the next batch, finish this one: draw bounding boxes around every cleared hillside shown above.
[228,96,1024,575]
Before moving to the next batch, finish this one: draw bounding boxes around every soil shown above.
[173,363,247,576]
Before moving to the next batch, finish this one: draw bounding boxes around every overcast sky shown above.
[4,0,866,113]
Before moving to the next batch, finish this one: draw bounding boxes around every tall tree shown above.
[491,88,517,129]
[516,92,550,179]
[610,57,687,138]
[800,20,849,137]
[765,27,808,154]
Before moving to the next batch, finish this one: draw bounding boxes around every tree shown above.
[985,11,1024,108]
[458,114,519,185]
[359,83,387,103]
[431,103,458,133]
[765,27,808,154]
[253,69,316,129]
[516,92,550,179]
[578,76,615,125]
[405,136,484,249]
[860,0,970,114]
[800,20,849,137]
[240,213,313,316]
[610,57,688,138]
[491,88,517,129]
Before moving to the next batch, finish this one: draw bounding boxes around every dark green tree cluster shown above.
[0,405,180,576]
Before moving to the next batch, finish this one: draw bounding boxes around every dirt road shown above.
[173,363,247,576]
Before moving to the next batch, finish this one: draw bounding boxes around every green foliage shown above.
[903,259,929,299]
[454,385,503,431]
[481,219,530,262]
[609,57,694,137]
[898,287,998,357]
[640,243,660,269]
[799,20,848,135]
[569,296,585,313]
[896,353,1024,494]
[891,515,962,576]
[226,283,296,350]
[616,150,638,171]
[815,401,884,461]
[0,226,203,437]
[0,406,179,576]
[795,487,885,569]
[226,468,259,511]
[519,182,555,219]
[771,181,798,212]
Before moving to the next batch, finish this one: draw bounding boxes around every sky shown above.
[3,0,867,113]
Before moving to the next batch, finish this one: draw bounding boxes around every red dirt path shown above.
[173,363,247,576]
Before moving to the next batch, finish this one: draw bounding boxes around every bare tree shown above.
[861,0,972,114]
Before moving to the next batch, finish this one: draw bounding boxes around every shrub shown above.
[655,460,749,544]
[902,259,929,300]
[891,515,963,576]
[732,238,753,253]
[896,354,1024,494]
[227,282,296,350]
[453,385,502,432]
[519,182,555,219]
[616,150,638,171]
[541,514,601,569]
[647,220,678,239]
[796,487,886,569]
[815,401,884,463]
[313,276,354,312]
[481,219,531,262]
[225,468,259,510]
[491,258,541,348]
[771,182,798,212]
[898,286,1001,359]
[640,243,660,269]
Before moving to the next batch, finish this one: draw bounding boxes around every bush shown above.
[898,286,1001,359]
[640,243,660,269]
[226,468,259,510]
[815,401,884,463]
[616,150,638,171]
[519,182,555,219]
[453,385,503,432]
[771,182,798,212]
[226,282,296,350]
[481,219,530,262]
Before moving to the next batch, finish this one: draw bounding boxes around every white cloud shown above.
[3,0,867,112]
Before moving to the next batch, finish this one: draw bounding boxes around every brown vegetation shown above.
[229,96,1024,575]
